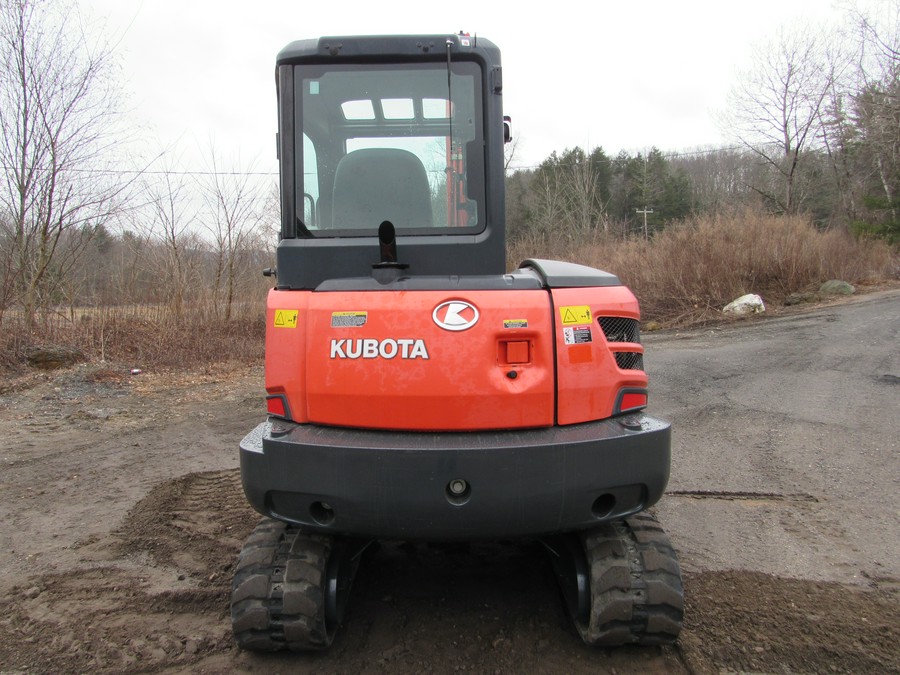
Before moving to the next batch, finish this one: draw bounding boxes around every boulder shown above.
[819,280,855,296]
[723,293,766,315]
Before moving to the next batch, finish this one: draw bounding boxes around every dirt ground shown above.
[1,290,898,674]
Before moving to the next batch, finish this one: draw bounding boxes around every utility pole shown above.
[635,207,653,240]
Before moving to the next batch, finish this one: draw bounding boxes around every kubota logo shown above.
[330,338,429,360]
[433,301,479,331]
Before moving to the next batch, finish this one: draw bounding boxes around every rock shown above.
[785,292,820,306]
[819,280,855,296]
[148,647,167,660]
[723,294,766,315]
[381,644,404,660]
[25,346,85,370]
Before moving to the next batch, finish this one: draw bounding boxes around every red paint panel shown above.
[264,289,311,423]
[553,286,649,425]
[304,290,554,431]
[504,340,530,364]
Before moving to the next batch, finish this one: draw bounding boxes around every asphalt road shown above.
[648,289,900,586]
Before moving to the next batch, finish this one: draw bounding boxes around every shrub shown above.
[510,208,897,326]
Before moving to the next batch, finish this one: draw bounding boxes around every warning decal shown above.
[273,309,299,328]
[559,305,592,325]
[563,325,593,345]
[331,311,368,328]
[503,319,528,329]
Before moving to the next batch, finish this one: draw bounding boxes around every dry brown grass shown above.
[511,209,897,326]
[2,209,896,371]
[0,305,265,373]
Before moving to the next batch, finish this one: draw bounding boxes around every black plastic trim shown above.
[239,415,671,540]
[520,259,621,288]
[314,269,544,292]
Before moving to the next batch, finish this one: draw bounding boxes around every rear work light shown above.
[614,389,647,415]
[266,394,290,419]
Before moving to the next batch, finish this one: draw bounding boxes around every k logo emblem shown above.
[433,301,480,331]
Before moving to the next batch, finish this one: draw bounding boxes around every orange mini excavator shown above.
[232,34,684,650]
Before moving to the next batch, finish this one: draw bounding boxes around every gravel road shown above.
[0,290,897,674]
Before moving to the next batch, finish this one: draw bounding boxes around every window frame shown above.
[293,60,486,237]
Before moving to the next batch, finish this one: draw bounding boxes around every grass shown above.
[1,210,896,371]
[0,304,265,373]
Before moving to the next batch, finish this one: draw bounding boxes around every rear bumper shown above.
[239,415,671,540]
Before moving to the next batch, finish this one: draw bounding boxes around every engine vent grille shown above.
[598,317,641,344]
[614,352,644,371]
[598,317,644,371]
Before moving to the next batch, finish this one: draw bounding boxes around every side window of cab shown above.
[302,134,319,228]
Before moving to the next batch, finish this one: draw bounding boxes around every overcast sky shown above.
[81,0,850,173]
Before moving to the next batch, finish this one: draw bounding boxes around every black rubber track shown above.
[576,513,684,646]
[231,517,334,651]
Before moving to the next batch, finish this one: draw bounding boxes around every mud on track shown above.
[1,291,899,674]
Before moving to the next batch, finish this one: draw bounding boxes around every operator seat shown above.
[332,148,434,230]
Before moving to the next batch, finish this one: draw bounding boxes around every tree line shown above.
[0,0,896,333]
[505,2,899,248]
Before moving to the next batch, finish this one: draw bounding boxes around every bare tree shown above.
[851,0,900,224]
[563,148,608,236]
[525,161,567,256]
[673,147,766,213]
[503,133,521,173]
[722,26,846,213]
[141,157,199,319]
[111,224,154,306]
[0,0,128,324]
[199,147,266,321]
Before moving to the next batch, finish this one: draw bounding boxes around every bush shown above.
[0,306,265,373]
[510,208,897,326]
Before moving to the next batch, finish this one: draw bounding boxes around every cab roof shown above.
[277,34,499,65]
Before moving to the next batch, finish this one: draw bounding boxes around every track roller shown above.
[231,517,371,651]
[543,513,684,647]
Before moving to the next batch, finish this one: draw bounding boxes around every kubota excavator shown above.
[232,33,684,650]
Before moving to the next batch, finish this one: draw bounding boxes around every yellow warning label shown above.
[273,309,299,328]
[559,305,592,325]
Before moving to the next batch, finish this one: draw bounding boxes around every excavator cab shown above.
[232,34,684,652]
[274,35,505,290]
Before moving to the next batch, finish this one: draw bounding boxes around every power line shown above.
[0,164,278,177]
[124,169,278,177]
